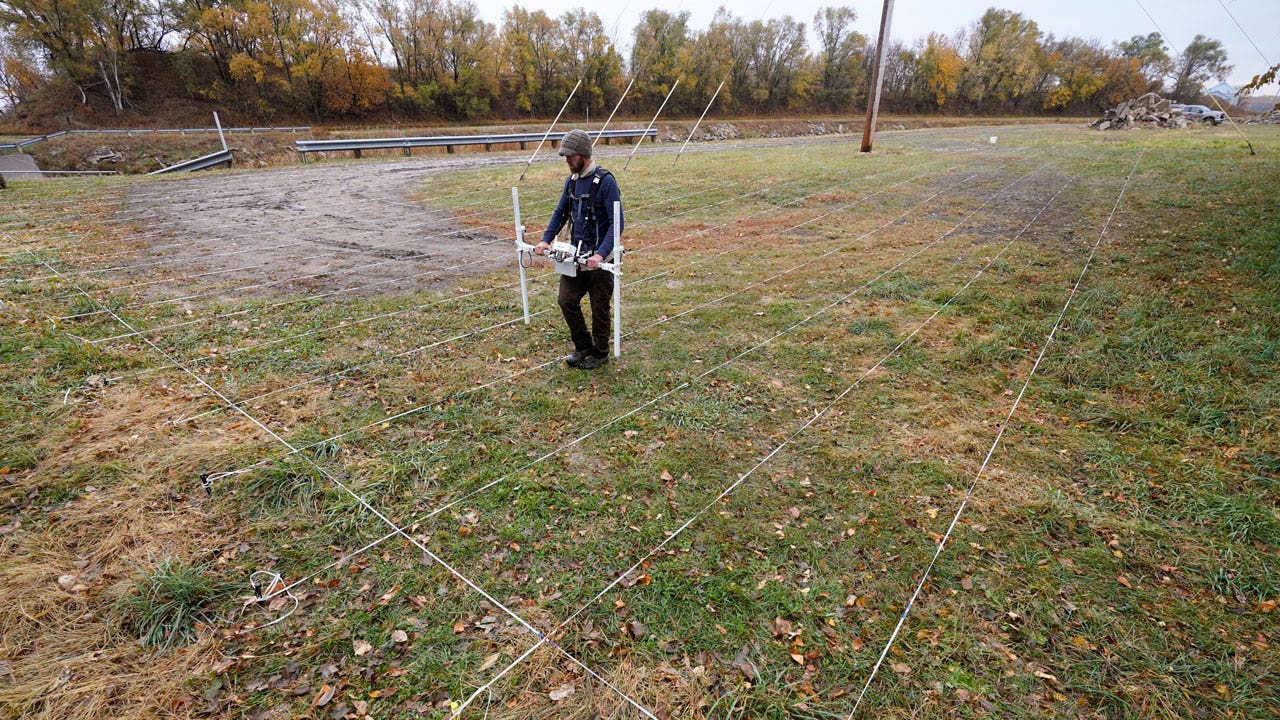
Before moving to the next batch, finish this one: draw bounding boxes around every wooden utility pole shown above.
[861,0,895,153]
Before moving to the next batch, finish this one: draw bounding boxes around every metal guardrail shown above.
[295,128,658,158]
[0,126,310,152]
[148,149,233,175]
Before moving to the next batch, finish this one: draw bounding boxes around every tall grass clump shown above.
[113,558,233,649]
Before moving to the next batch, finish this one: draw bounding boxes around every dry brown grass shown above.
[0,380,253,720]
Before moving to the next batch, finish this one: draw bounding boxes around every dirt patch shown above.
[121,156,514,299]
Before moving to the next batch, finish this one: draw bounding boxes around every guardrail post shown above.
[354,149,362,159]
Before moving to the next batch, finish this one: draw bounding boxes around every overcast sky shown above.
[467,0,1277,92]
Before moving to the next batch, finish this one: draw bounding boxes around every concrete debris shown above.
[1242,108,1280,125]
[87,146,123,164]
[1092,93,1189,131]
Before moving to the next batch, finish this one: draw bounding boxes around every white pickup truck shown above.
[1175,104,1226,125]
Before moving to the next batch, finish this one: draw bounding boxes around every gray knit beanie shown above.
[558,129,593,157]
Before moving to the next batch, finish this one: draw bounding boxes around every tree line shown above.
[0,1,1236,122]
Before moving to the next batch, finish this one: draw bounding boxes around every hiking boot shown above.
[576,353,609,370]
[565,349,591,367]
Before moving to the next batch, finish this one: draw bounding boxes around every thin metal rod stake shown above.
[594,76,637,147]
[625,77,679,171]
[674,80,724,167]
[519,79,583,181]
[214,111,228,152]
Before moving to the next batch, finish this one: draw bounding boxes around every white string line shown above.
[2,124,991,272]
[12,200,514,288]
[195,155,1002,484]
[846,149,1144,718]
[0,127,1024,292]
[39,140,844,314]
[29,169,731,305]
[451,156,1098,718]
[21,157,725,282]
[0,157,511,236]
[29,256,658,720]
[92,150,976,381]
[1214,0,1274,74]
[0,170,534,272]
[0,122,941,219]
[243,152,1051,631]
[170,158,988,422]
[171,157,994,426]
[1133,0,1256,152]
[69,154,863,335]
[0,124,1030,236]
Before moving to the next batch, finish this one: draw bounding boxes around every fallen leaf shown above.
[660,469,674,482]
[624,619,647,640]
[732,646,759,681]
[353,639,373,656]
[549,683,575,701]
[891,662,911,675]
[789,652,805,665]
[368,687,397,698]
[313,684,335,707]
[1033,669,1059,683]
[479,653,502,671]
[1259,600,1276,614]
[960,577,974,591]
[391,630,408,643]
[1116,575,1132,589]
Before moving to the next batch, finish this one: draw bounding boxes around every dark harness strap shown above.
[563,167,612,253]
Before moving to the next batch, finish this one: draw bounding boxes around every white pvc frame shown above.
[512,188,623,357]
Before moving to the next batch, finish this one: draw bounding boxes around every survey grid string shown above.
[29,149,746,288]
[98,148,981,388]
[847,149,1145,718]
[198,152,1007,489]
[243,153,1057,650]
[34,165,741,308]
[70,151,876,337]
[28,257,658,720]
[453,153,1102,719]
[1133,0,1255,154]
[173,156,993,426]
[37,136,863,316]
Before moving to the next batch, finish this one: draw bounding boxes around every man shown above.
[533,128,623,370]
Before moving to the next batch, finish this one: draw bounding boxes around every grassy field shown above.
[1,124,1277,720]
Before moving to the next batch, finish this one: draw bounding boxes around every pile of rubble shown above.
[1092,93,1189,131]
[1242,108,1280,125]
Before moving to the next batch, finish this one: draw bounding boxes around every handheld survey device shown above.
[512,186,624,357]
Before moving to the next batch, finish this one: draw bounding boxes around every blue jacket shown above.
[541,166,623,259]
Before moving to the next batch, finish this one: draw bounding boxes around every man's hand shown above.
[586,253,604,270]
[533,241,551,256]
